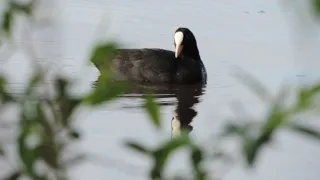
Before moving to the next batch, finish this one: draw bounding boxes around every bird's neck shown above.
[184,47,201,60]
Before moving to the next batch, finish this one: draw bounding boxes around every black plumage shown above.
[93,27,207,84]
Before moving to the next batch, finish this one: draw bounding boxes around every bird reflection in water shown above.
[170,83,205,137]
[92,80,206,137]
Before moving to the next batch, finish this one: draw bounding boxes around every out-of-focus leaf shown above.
[33,103,59,169]
[296,88,314,112]
[191,146,203,168]
[25,73,42,95]
[150,132,191,179]
[69,130,80,139]
[190,145,207,180]
[243,136,259,166]
[0,76,5,89]
[1,0,35,37]
[53,77,82,126]
[86,83,127,104]
[294,84,320,113]
[18,103,50,179]
[234,69,271,103]
[59,98,81,126]
[126,142,151,155]
[157,131,190,152]
[273,84,290,108]
[86,42,128,105]
[35,103,53,137]
[144,94,161,129]
[85,74,128,105]
[308,83,320,97]
[289,124,320,141]
[90,42,118,70]
[3,170,22,180]
[11,1,34,15]
[243,105,284,166]
[312,0,320,16]
[243,107,284,166]
[227,81,320,167]
[0,145,4,155]
[261,103,286,140]
[220,122,245,137]
[36,144,58,168]
[18,118,38,177]
[0,76,15,102]
[2,10,13,34]
[55,78,68,98]
[220,121,260,139]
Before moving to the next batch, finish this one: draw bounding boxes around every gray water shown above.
[1,0,320,179]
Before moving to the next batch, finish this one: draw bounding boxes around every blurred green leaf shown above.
[25,73,42,95]
[36,144,58,168]
[33,103,60,169]
[18,102,51,179]
[18,119,38,178]
[144,94,161,129]
[294,84,320,113]
[4,171,22,180]
[0,145,4,155]
[85,74,128,105]
[55,78,68,98]
[220,121,261,140]
[191,146,203,168]
[312,0,320,16]
[59,98,81,126]
[85,83,127,105]
[11,1,34,15]
[299,88,312,107]
[262,106,285,138]
[259,85,290,138]
[157,131,191,152]
[190,145,207,180]
[0,76,5,89]
[2,10,13,34]
[69,130,80,139]
[86,42,128,105]
[308,83,320,97]
[243,104,285,166]
[35,102,53,138]
[289,124,320,141]
[150,132,191,179]
[1,1,36,39]
[224,78,320,167]
[296,88,315,112]
[126,142,151,155]
[220,122,245,137]
[243,136,259,166]
[0,76,15,102]
[52,77,82,126]
[90,42,118,70]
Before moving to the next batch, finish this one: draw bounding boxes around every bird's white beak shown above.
[175,44,183,58]
[174,31,184,58]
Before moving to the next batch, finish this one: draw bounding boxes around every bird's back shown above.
[95,48,178,83]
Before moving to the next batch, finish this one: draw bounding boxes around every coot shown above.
[93,27,207,84]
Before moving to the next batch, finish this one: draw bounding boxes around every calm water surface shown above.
[1,0,320,180]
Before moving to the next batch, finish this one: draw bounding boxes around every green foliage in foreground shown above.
[127,132,206,180]
[1,0,320,180]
